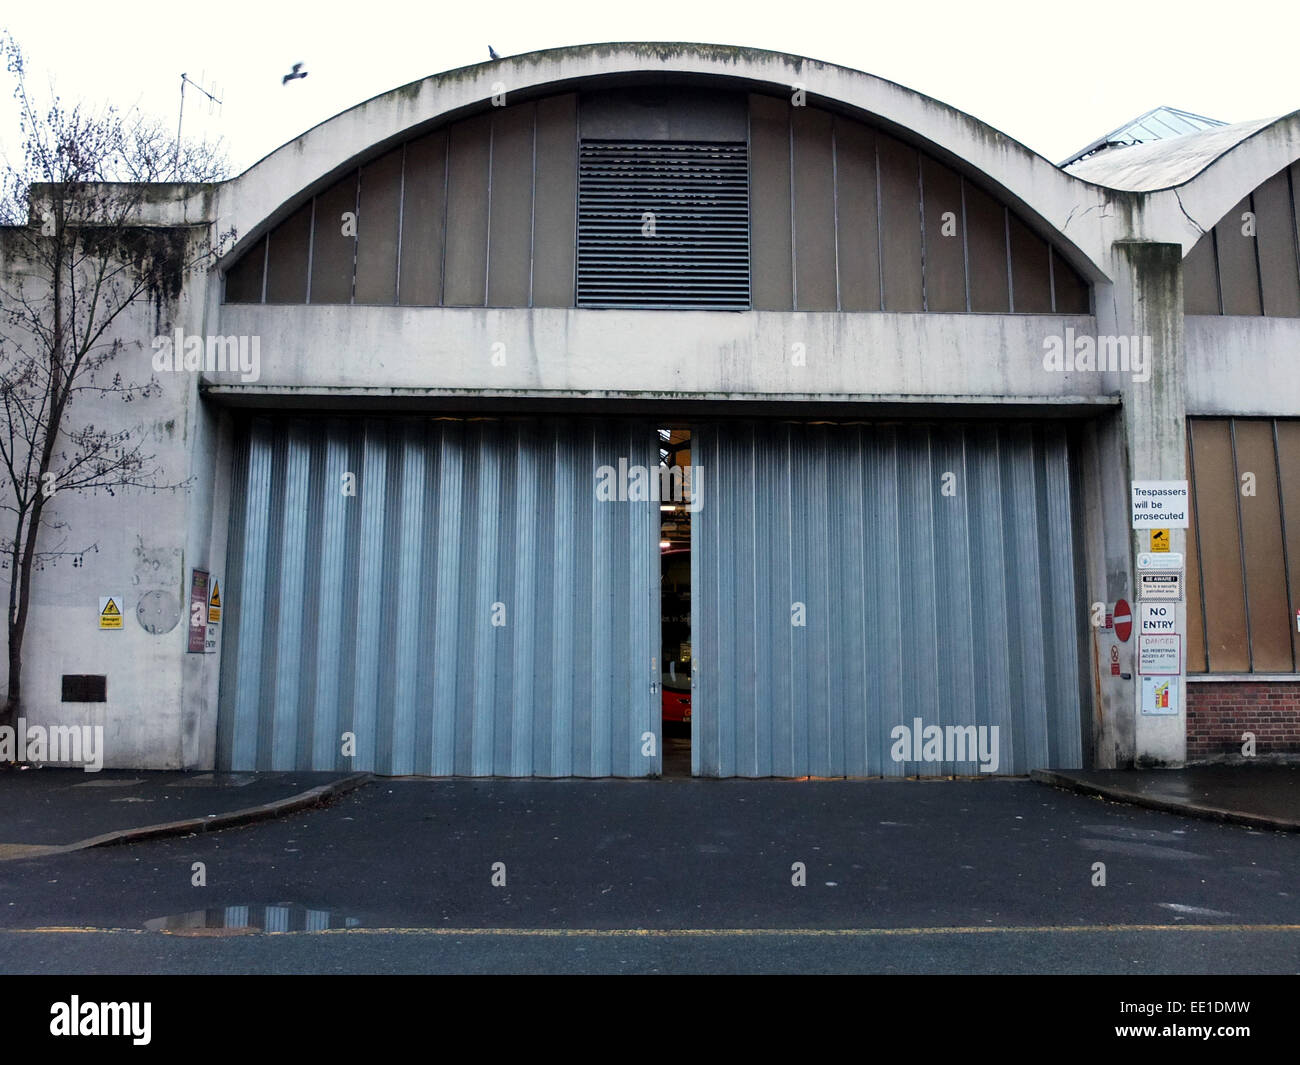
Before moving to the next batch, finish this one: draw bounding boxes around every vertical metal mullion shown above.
[1228,418,1254,671]
[438,132,450,307]
[483,118,494,307]
[1188,420,1212,671]
[831,119,841,312]
[305,197,316,304]
[259,235,269,304]
[1048,246,1058,313]
[1249,192,1267,315]
[745,107,753,309]
[1273,418,1296,671]
[873,137,884,312]
[1004,207,1015,313]
[1289,167,1300,306]
[1210,228,1224,315]
[349,170,360,305]
[788,112,797,310]
[960,178,971,312]
[917,153,927,312]
[394,143,406,305]
[528,103,537,308]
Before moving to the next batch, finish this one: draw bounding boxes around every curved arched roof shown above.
[213,42,1114,278]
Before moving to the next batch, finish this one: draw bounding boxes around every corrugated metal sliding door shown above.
[692,421,1085,777]
[217,416,660,776]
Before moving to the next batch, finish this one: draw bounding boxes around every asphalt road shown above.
[1,778,1298,973]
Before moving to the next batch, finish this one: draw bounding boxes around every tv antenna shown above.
[176,72,223,177]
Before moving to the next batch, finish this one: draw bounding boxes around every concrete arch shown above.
[212,43,1113,282]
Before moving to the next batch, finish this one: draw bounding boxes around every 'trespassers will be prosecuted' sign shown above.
[1131,481,1189,528]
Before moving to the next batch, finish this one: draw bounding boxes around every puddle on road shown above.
[144,904,361,935]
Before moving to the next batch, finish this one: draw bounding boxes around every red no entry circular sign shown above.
[1113,598,1132,642]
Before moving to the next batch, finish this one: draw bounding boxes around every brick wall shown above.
[1186,681,1300,759]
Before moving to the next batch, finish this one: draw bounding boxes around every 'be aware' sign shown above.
[1131,481,1189,528]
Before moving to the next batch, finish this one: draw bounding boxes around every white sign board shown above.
[1141,674,1179,715]
[1139,603,1177,633]
[1139,634,1181,675]
[1131,481,1189,528]
[1139,571,1183,602]
[1138,552,1184,570]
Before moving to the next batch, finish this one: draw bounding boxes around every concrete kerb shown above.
[1030,769,1300,833]
[0,772,372,862]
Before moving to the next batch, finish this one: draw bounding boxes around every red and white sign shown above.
[1110,645,1121,676]
[1113,598,1132,642]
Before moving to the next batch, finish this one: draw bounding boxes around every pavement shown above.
[1032,764,1300,832]
[0,767,369,861]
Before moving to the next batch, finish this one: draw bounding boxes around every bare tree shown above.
[0,34,231,732]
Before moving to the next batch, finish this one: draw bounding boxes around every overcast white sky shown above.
[2,0,1297,174]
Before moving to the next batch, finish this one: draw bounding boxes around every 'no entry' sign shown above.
[1113,598,1132,642]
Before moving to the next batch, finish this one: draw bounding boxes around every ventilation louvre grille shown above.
[577,140,750,310]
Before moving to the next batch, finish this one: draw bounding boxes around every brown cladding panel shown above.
[1190,419,1250,671]
[309,173,358,304]
[531,94,577,307]
[399,131,448,306]
[790,106,837,311]
[832,117,879,311]
[963,180,1009,313]
[487,104,536,307]
[354,149,403,305]
[1277,421,1300,667]
[1052,249,1090,314]
[264,202,312,304]
[443,114,493,307]
[1182,234,1220,315]
[920,156,965,312]
[1185,427,1207,672]
[1215,197,1262,315]
[224,236,265,303]
[1252,170,1300,317]
[749,94,793,311]
[1008,214,1052,312]
[876,133,922,312]
[1234,420,1292,670]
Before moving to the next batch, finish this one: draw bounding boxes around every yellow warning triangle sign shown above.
[209,581,221,608]
[101,598,120,616]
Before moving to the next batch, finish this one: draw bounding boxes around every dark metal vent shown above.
[62,675,107,702]
[578,140,750,310]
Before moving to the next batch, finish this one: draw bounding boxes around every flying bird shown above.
[282,62,308,85]
[488,45,500,60]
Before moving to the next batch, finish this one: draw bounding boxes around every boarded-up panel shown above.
[833,117,879,311]
[748,94,793,311]
[487,104,535,307]
[921,156,965,312]
[532,94,577,307]
[1182,234,1220,315]
[310,173,358,304]
[354,149,403,304]
[790,106,836,311]
[264,202,312,304]
[1276,421,1300,668]
[1052,249,1090,314]
[1215,198,1263,315]
[224,236,264,304]
[398,131,447,306]
[1008,214,1052,312]
[1235,420,1291,670]
[1253,170,1300,317]
[443,114,492,306]
[1185,428,1207,672]
[877,133,922,312]
[963,180,1009,313]
[1190,419,1250,671]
